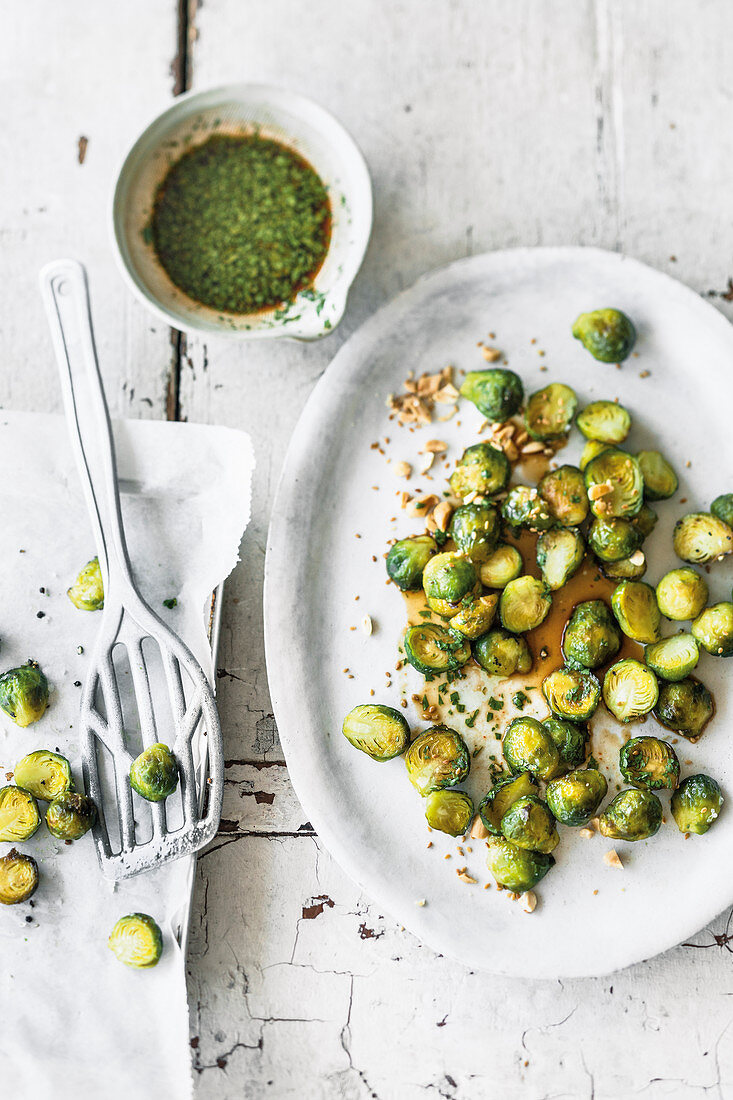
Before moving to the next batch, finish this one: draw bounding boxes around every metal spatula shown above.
[39,259,224,880]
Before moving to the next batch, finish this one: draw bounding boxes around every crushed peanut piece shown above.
[521,441,545,455]
[604,849,624,869]
[457,871,478,884]
[423,439,448,453]
[361,615,373,635]
[416,898,427,907]
[520,891,537,914]
[628,550,645,567]
[588,482,613,500]
[394,461,412,479]
[470,814,490,840]
[432,500,453,532]
[579,828,595,839]
[481,346,502,362]
[407,494,440,517]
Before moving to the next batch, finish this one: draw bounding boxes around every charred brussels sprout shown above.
[0,786,41,842]
[542,667,601,721]
[562,600,621,670]
[0,661,49,727]
[543,717,588,770]
[599,789,662,841]
[645,634,699,681]
[479,772,539,835]
[424,789,474,836]
[584,448,644,520]
[546,768,608,827]
[580,439,610,472]
[536,528,585,591]
[479,544,523,589]
[673,512,733,564]
[619,736,679,790]
[130,744,179,802]
[632,503,658,539]
[611,580,661,643]
[636,451,678,501]
[472,628,532,677]
[499,575,552,633]
[342,704,409,761]
[404,726,470,795]
[588,516,643,563]
[449,503,500,562]
[14,750,73,802]
[654,677,714,742]
[711,493,733,528]
[501,485,554,532]
[656,567,708,621]
[538,465,589,526]
[572,308,636,362]
[671,775,723,835]
[450,443,511,500]
[503,716,562,782]
[450,594,498,639]
[46,791,96,840]
[602,659,659,723]
[0,849,39,905]
[524,382,578,440]
[692,603,733,657]
[386,535,437,591]
[108,913,163,969]
[500,795,559,854]
[423,552,479,617]
[459,368,524,420]
[600,554,647,581]
[404,623,471,675]
[485,835,554,891]
[577,400,631,444]
[67,556,104,611]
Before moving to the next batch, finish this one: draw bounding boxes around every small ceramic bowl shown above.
[110,83,373,340]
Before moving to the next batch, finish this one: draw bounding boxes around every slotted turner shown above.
[39,258,224,880]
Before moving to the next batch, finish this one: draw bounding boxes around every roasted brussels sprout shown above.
[14,750,73,802]
[636,451,678,501]
[644,634,699,681]
[501,485,554,532]
[479,772,540,835]
[562,600,621,670]
[671,774,723,835]
[108,913,163,969]
[450,443,511,500]
[503,716,562,782]
[711,493,733,528]
[632,503,658,539]
[692,603,733,657]
[500,795,559,854]
[599,789,662,841]
[472,628,532,677]
[424,789,474,836]
[67,555,105,611]
[129,743,179,802]
[542,667,601,721]
[584,448,644,520]
[619,735,679,790]
[654,677,714,742]
[46,791,96,840]
[449,503,501,562]
[536,528,585,591]
[602,659,659,723]
[499,575,552,634]
[579,439,610,472]
[485,835,554,891]
[0,661,49,727]
[386,535,437,591]
[0,786,41,842]
[423,552,479,617]
[543,717,588,770]
[611,580,661,643]
[538,465,589,526]
[459,368,524,420]
[572,308,636,362]
[673,512,733,564]
[404,726,470,795]
[588,517,643,564]
[479,543,523,589]
[545,768,608,827]
[524,382,578,440]
[449,594,498,639]
[600,554,647,581]
[404,622,471,675]
[656,567,708,621]
[0,848,39,905]
[342,704,409,761]
[577,400,631,444]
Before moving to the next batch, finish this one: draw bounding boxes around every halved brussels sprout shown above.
[450,443,511,500]
[0,661,49,727]
[538,465,589,526]
[545,768,608,827]
[598,789,662,841]
[636,451,678,501]
[654,677,714,742]
[673,513,733,564]
[692,603,733,657]
[0,786,41,842]
[108,913,163,969]
[588,516,643,564]
[342,704,409,761]
[485,835,554,891]
[500,795,559,854]
[0,848,39,905]
[524,382,578,440]
[449,503,501,562]
[46,791,96,840]
[579,439,610,472]
[711,493,733,528]
[602,659,659,723]
[67,556,105,611]
[450,594,498,639]
[404,623,471,675]
[562,600,621,670]
[644,634,699,681]
[479,772,540,835]
[656,567,708,621]
[671,774,723,835]
[584,448,644,520]
[601,555,647,581]
[536,528,585,591]
[424,789,474,836]
[472,628,532,677]
[130,744,179,802]
[572,308,636,362]
[503,716,562,781]
[542,717,588,770]
[14,750,73,802]
[386,535,437,591]
[501,486,554,532]
[632,503,658,539]
[611,580,661,643]
[405,726,470,795]
[479,544,524,589]
[459,368,524,421]
[577,400,631,444]
[542,667,601,721]
[619,735,679,790]
[499,576,552,633]
[423,552,480,617]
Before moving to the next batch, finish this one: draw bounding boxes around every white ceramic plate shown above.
[265,247,733,978]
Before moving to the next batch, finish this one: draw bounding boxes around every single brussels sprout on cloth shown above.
[404,622,471,675]
[485,835,554,891]
[545,768,608,827]
[67,556,105,611]
[449,503,501,562]
[46,791,97,840]
[424,789,474,836]
[404,725,470,796]
[536,528,585,591]
[636,451,678,501]
[386,535,437,591]
[0,848,39,905]
[543,717,588,771]
[500,795,559,854]
[632,503,658,539]
[562,600,621,670]
[108,913,163,969]
[654,677,714,742]
[584,448,644,520]
[538,465,589,527]
[130,743,179,802]
[503,716,563,782]
[599,788,662,841]
[449,594,498,639]
[692,603,733,657]
[619,736,680,790]
[644,634,699,681]
[459,368,524,421]
[711,493,733,528]
[0,661,49,727]
[576,400,631,444]
[472,628,532,677]
[671,774,723,835]
[542,667,601,722]
[14,750,73,802]
[478,771,540,835]
[342,704,409,761]
[501,485,554,532]
[524,382,578,440]
[611,580,661,644]
[0,785,41,842]
[579,439,611,472]
[499,575,552,634]
[572,308,636,362]
[602,659,659,723]
[423,552,479,618]
[656,567,708,621]
[600,554,647,582]
[673,512,733,564]
[449,442,511,500]
[588,517,643,564]
[479,543,523,589]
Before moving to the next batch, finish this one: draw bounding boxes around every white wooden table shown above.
[5,3,733,1096]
